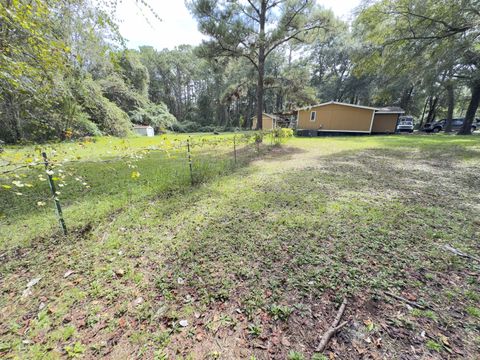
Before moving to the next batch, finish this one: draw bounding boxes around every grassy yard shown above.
[0,134,255,249]
[1,134,479,359]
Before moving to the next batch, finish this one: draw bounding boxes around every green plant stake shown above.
[42,152,67,235]
[186,138,194,186]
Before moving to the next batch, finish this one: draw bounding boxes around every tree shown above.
[187,0,331,129]
[0,0,69,142]
[355,0,480,135]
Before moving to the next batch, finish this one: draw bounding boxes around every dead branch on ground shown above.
[442,244,480,263]
[316,298,348,353]
[384,291,428,310]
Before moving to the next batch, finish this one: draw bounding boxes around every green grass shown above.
[1,133,480,359]
[0,133,257,249]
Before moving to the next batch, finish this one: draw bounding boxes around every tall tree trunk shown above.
[255,0,267,130]
[400,85,414,112]
[419,96,429,128]
[444,82,454,133]
[425,96,438,124]
[6,93,21,143]
[458,82,480,135]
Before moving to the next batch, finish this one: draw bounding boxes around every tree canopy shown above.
[1,0,479,143]
[188,0,333,129]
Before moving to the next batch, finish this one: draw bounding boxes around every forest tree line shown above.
[1,0,479,143]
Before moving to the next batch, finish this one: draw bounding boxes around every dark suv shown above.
[423,118,479,133]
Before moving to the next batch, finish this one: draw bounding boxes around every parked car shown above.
[396,116,414,133]
[423,118,479,133]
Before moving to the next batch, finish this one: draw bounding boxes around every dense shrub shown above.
[171,121,202,133]
[98,74,147,113]
[74,76,132,137]
[198,125,215,132]
[169,122,242,133]
[129,102,177,130]
[71,112,102,137]
[271,128,294,145]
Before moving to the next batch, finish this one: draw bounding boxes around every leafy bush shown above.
[271,128,294,145]
[98,74,147,113]
[129,102,177,130]
[169,123,241,133]
[198,125,215,132]
[71,112,102,137]
[171,121,202,133]
[20,117,59,143]
[74,76,132,137]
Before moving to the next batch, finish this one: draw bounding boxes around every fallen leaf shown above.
[21,288,33,298]
[403,292,417,301]
[133,297,144,306]
[281,337,291,347]
[118,317,127,328]
[26,277,41,288]
[179,319,188,327]
[63,270,74,278]
[115,269,125,277]
[438,333,450,346]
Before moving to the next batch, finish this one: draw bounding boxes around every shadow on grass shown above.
[1,136,479,359]
[0,143,271,253]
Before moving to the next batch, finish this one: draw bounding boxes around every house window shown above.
[310,111,316,121]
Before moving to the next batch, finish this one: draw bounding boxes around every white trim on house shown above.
[297,101,378,112]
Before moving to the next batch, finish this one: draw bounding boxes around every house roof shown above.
[297,101,378,112]
[375,107,405,114]
[252,113,278,120]
[296,101,405,114]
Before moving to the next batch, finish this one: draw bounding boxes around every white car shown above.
[397,116,414,133]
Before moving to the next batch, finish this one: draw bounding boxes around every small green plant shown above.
[269,304,293,321]
[311,354,328,360]
[426,340,442,352]
[287,350,305,360]
[270,128,294,145]
[0,343,11,352]
[247,323,262,337]
[153,331,171,348]
[410,309,437,321]
[51,325,76,341]
[466,306,480,318]
[153,350,168,360]
[64,342,85,358]
[208,351,221,359]
[466,290,479,302]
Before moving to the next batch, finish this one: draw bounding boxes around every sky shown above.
[115,0,362,51]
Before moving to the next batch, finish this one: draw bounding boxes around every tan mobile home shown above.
[252,113,278,130]
[296,101,404,134]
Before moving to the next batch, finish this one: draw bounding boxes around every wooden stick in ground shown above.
[316,298,348,352]
[384,291,427,310]
[442,244,480,263]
